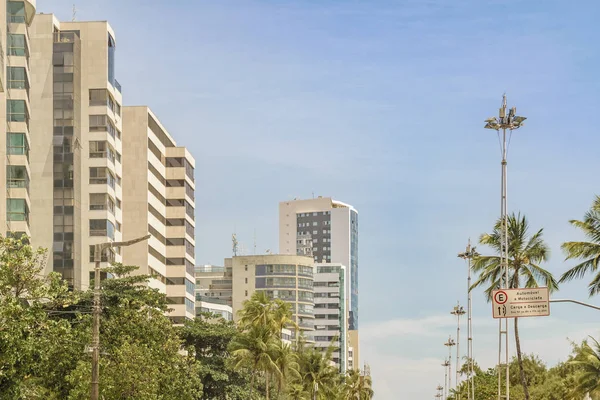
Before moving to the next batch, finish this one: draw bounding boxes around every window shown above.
[116,199,121,209]
[245,277,248,284]
[7,133,29,157]
[313,222,318,226]
[89,89,107,106]
[7,100,28,124]
[7,165,29,189]
[89,141,115,162]
[245,290,248,297]
[7,67,27,90]
[7,1,26,23]
[7,199,28,222]
[89,193,114,213]
[89,245,115,263]
[108,34,116,86]
[89,219,115,240]
[89,115,116,138]
[89,167,115,188]
[7,34,26,56]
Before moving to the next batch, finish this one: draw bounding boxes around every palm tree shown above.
[273,341,300,398]
[230,324,281,400]
[560,196,600,296]
[471,213,558,400]
[286,383,310,400]
[238,291,276,331]
[297,345,339,399]
[344,369,374,399]
[569,336,600,399]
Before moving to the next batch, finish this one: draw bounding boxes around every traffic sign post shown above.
[491,287,550,319]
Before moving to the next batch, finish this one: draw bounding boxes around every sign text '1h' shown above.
[491,287,550,319]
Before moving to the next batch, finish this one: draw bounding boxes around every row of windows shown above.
[298,220,331,228]
[314,282,340,287]
[298,229,331,236]
[297,211,330,218]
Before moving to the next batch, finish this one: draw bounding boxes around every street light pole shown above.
[91,234,151,400]
[444,336,456,395]
[451,303,466,399]
[459,241,479,400]
[484,94,526,400]
[442,359,450,400]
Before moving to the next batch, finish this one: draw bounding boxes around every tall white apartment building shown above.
[122,106,196,324]
[1,0,37,242]
[27,14,127,289]
[309,263,350,372]
[279,197,360,368]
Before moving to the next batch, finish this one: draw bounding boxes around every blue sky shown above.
[45,0,600,397]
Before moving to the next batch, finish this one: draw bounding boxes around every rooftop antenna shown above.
[253,229,256,255]
[72,4,76,21]
[232,234,238,256]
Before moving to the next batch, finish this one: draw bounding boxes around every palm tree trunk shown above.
[514,317,530,400]
[266,373,270,400]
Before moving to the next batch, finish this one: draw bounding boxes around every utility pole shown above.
[451,303,466,399]
[442,359,450,400]
[459,241,479,400]
[91,234,151,400]
[484,94,526,400]
[444,336,456,395]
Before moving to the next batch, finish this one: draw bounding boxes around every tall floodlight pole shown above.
[459,241,479,400]
[442,359,450,400]
[444,336,456,395]
[484,94,526,400]
[451,304,466,399]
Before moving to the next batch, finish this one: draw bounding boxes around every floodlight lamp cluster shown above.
[451,305,466,316]
[444,337,456,347]
[484,104,527,131]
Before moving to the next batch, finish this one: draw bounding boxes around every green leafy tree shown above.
[471,213,558,400]
[64,263,203,400]
[560,195,600,296]
[0,235,78,398]
[181,314,256,399]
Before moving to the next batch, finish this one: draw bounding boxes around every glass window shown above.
[7,133,29,157]
[7,34,26,56]
[7,165,29,189]
[7,67,27,89]
[89,219,115,240]
[7,100,28,123]
[89,89,107,106]
[7,1,26,23]
[7,199,28,222]
[108,34,116,86]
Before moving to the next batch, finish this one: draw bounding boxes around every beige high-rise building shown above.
[26,14,127,289]
[279,197,360,368]
[122,106,196,323]
[1,0,37,242]
[226,254,316,332]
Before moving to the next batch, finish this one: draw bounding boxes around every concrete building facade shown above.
[26,15,126,289]
[279,197,360,367]
[122,106,196,324]
[309,263,351,372]
[226,254,316,332]
[1,0,37,243]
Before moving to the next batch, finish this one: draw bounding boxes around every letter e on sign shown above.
[494,291,507,305]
